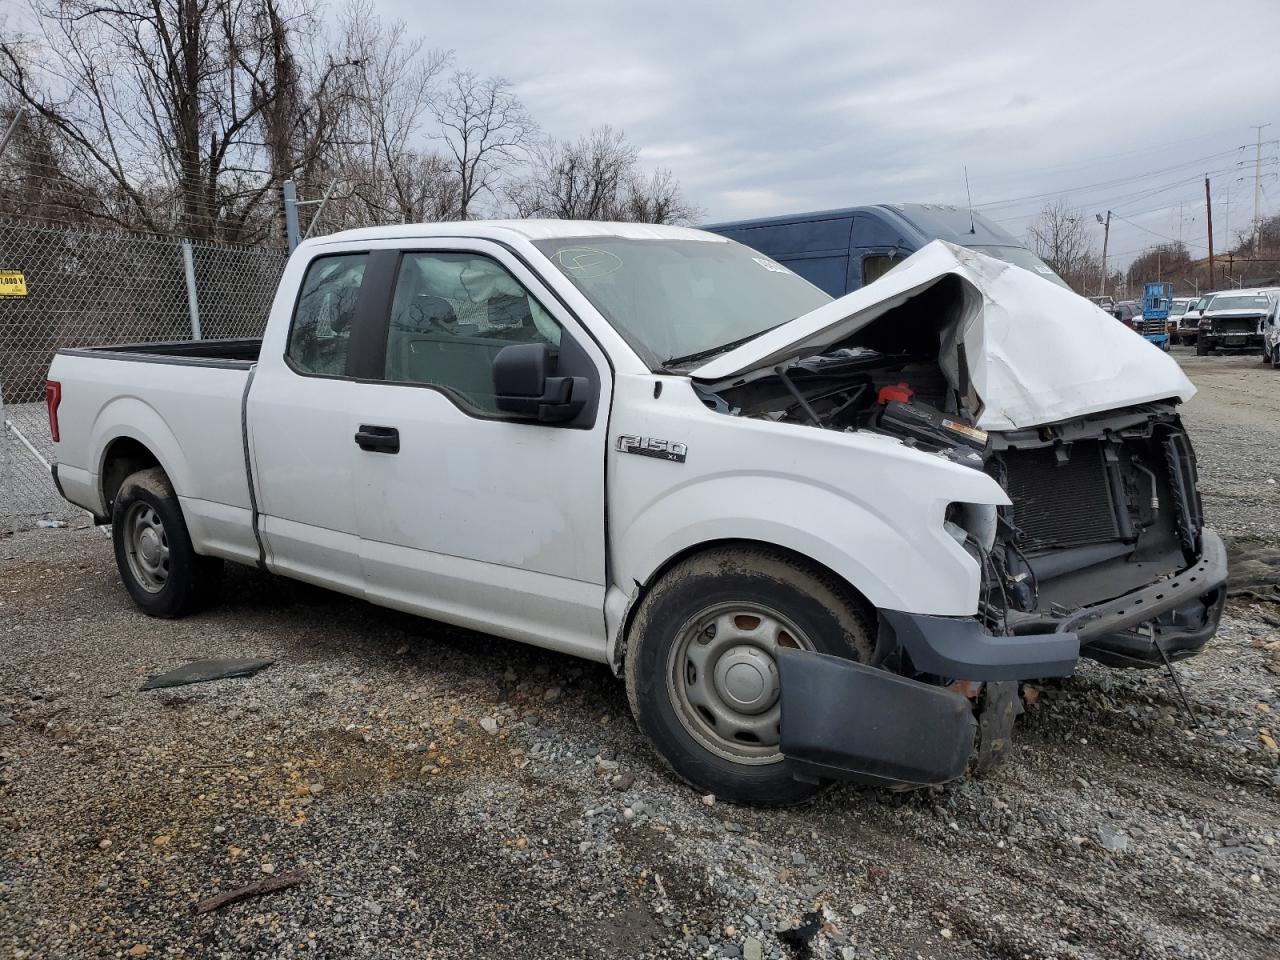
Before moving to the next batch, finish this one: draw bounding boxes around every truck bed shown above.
[48,340,260,563]
[57,338,262,368]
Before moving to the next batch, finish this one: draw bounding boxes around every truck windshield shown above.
[966,245,1071,289]
[1170,301,1190,316]
[1208,295,1273,311]
[534,237,831,366]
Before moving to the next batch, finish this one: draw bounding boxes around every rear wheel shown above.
[111,467,222,618]
[624,546,874,806]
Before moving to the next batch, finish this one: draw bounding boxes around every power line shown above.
[974,146,1250,210]
[966,130,1257,183]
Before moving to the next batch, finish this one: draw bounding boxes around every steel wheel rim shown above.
[666,601,814,765]
[124,502,170,593]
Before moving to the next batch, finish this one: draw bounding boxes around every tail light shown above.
[45,380,61,442]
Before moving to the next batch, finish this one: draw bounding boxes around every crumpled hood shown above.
[691,240,1195,431]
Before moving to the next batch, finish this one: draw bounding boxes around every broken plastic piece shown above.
[140,657,274,690]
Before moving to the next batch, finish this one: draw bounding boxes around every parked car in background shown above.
[1167,297,1196,345]
[1088,295,1116,312]
[1112,301,1143,327]
[45,223,1225,805]
[1196,289,1278,355]
[702,203,1071,296]
[1179,293,1217,347]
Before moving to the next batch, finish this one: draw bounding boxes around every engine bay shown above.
[696,275,1206,651]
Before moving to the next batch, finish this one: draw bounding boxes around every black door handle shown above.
[355,425,400,454]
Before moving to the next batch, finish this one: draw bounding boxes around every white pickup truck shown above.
[47,221,1227,805]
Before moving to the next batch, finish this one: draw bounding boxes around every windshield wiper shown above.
[663,323,787,370]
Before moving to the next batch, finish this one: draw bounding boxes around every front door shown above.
[349,241,612,660]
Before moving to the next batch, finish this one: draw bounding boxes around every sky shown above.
[383,0,1279,270]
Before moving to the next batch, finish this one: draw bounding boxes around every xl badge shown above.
[616,435,687,463]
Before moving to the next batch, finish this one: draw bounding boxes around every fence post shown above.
[283,180,301,252]
[181,239,202,340]
[0,376,8,534]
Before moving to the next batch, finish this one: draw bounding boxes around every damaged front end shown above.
[691,244,1227,788]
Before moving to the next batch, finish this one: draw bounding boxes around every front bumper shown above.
[777,647,975,787]
[879,529,1227,679]
[1008,528,1228,667]
[1203,330,1263,347]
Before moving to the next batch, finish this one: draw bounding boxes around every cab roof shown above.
[313,219,722,246]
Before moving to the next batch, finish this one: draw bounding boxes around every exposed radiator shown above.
[1003,441,1121,551]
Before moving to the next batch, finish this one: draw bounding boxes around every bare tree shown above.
[0,103,105,223]
[1025,200,1100,293]
[1125,242,1192,288]
[508,126,634,219]
[507,125,700,224]
[324,0,453,225]
[432,70,538,219]
[0,0,347,241]
[618,166,700,225]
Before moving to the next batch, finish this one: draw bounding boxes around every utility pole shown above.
[1204,176,1214,285]
[1252,123,1271,255]
[1096,210,1111,297]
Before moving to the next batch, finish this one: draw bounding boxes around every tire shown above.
[111,467,223,618]
[1195,339,1209,356]
[624,546,874,806]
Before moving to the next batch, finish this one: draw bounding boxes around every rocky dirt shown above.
[1,348,1278,959]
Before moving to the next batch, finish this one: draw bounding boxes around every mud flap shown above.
[776,647,976,788]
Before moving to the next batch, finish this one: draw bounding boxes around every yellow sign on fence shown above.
[0,270,27,297]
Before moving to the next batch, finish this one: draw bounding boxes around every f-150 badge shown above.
[616,435,687,463]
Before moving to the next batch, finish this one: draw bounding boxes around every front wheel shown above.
[624,546,874,806]
[112,467,222,618]
[1196,339,1209,356]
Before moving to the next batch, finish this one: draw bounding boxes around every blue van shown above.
[702,203,1069,297]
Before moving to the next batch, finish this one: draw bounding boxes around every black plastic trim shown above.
[777,648,975,787]
[56,342,259,370]
[1008,527,1228,643]
[239,365,266,571]
[880,609,1080,681]
[346,249,400,380]
[50,461,66,500]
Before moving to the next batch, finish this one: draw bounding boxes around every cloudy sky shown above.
[385,0,1277,270]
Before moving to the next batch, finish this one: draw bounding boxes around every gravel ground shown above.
[2,350,1278,959]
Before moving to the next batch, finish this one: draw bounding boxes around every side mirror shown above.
[492,342,588,423]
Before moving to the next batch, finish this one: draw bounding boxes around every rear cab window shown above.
[286,254,369,376]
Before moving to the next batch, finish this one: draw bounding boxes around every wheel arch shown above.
[99,435,166,514]
[91,397,190,515]
[606,536,875,676]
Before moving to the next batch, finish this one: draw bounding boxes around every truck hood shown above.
[691,240,1195,431]
[1204,309,1266,319]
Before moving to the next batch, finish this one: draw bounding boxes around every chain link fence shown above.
[0,219,288,533]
